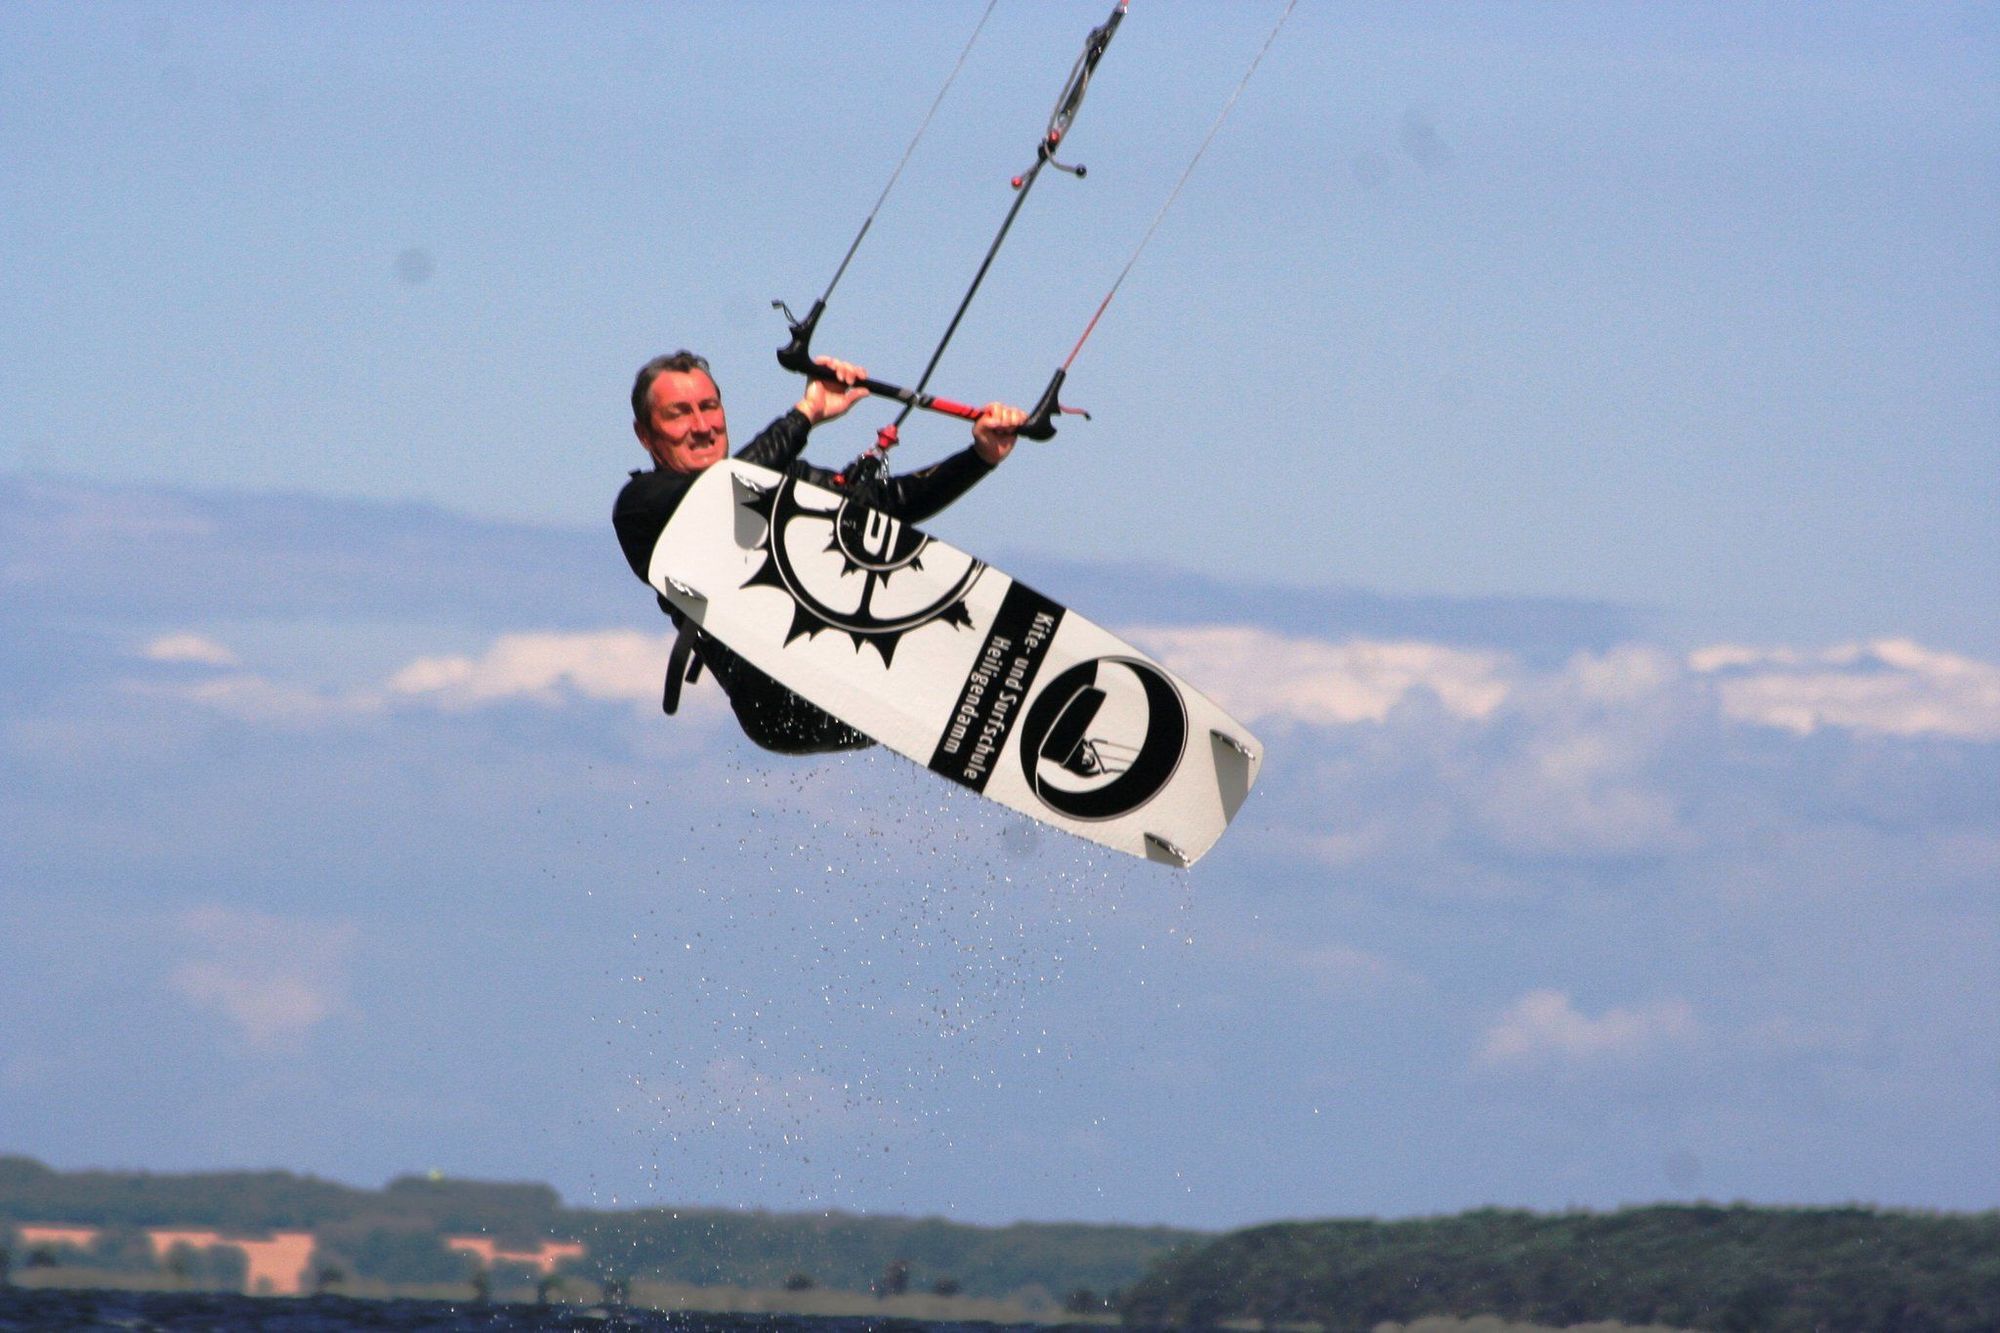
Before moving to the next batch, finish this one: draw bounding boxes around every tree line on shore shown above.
[1118,1204,2000,1332]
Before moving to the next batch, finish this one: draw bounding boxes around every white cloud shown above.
[118,617,2000,772]
[1556,642,1683,707]
[143,633,239,667]
[137,674,382,726]
[170,905,357,1052]
[1225,635,1996,867]
[389,630,677,710]
[114,628,726,727]
[1693,638,2000,741]
[1477,989,1697,1067]
[1127,625,1514,725]
[174,966,337,1048]
[1472,733,1686,856]
[1465,646,1693,857]
[1127,626,1998,745]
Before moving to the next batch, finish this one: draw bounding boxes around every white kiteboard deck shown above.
[649,459,1261,866]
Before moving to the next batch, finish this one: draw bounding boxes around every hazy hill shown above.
[0,473,1636,653]
[1120,1204,2000,1333]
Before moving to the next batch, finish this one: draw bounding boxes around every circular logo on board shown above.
[835,499,927,573]
[742,475,983,665]
[1016,657,1188,821]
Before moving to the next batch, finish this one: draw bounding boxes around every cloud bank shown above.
[135,621,1999,753]
[1478,990,1699,1068]
[143,633,239,668]
[1137,625,2000,744]
[169,906,359,1052]
[389,630,673,710]
[1128,626,1511,724]
[1693,639,2000,741]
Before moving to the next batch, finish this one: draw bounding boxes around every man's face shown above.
[636,368,728,474]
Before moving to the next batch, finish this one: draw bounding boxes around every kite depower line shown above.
[772,0,1298,452]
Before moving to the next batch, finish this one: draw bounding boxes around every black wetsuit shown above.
[614,409,995,754]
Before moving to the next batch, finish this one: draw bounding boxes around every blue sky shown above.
[2,4,1996,1229]
[6,2,1994,653]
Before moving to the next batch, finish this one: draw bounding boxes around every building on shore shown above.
[444,1236,585,1276]
[11,1224,103,1252]
[145,1229,318,1295]
[5,1221,586,1296]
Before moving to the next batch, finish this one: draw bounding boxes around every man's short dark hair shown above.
[632,351,712,424]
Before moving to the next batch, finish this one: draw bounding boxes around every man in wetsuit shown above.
[613,349,1025,754]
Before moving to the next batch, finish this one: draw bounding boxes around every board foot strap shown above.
[662,622,704,715]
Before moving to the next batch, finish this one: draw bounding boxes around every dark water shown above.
[0,1290,1059,1333]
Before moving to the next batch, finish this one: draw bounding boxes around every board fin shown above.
[730,472,770,549]
[1211,729,1256,822]
[1143,832,1191,868]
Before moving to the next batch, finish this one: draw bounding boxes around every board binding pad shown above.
[649,459,1261,867]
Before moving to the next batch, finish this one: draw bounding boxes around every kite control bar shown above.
[772,2,1123,449]
[775,298,1078,443]
[766,0,1294,455]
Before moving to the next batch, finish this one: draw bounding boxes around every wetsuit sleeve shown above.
[872,446,997,524]
[734,409,813,470]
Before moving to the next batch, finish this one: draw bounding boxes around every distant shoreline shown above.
[4,1267,1119,1326]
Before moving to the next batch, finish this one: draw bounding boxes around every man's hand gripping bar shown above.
[776,300,1082,443]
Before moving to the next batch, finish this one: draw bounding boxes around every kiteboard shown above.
[648,459,1261,867]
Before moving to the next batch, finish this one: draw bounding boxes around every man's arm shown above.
[870,447,994,525]
[735,356,873,472]
[732,409,814,471]
[873,402,1026,524]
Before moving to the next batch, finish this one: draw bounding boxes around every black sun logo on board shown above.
[739,474,984,666]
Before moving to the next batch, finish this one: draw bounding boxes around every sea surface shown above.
[0,1290,1064,1333]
